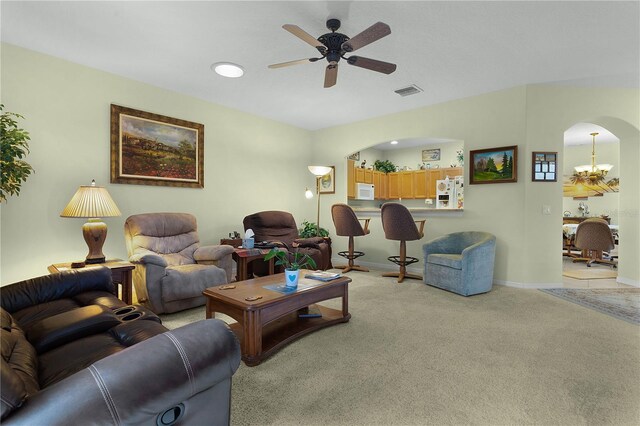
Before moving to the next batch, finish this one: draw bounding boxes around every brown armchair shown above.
[243,211,332,276]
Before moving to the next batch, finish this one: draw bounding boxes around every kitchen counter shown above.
[351,207,464,216]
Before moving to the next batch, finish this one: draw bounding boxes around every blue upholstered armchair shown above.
[423,232,496,296]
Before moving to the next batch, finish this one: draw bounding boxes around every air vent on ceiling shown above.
[394,84,423,97]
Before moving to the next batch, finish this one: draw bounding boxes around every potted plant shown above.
[1,104,34,202]
[373,159,396,173]
[264,248,317,288]
[299,220,329,238]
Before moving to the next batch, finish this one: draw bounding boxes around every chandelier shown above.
[573,132,613,182]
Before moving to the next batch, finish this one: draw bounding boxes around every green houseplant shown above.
[1,104,34,202]
[299,220,329,238]
[264,248,317,288]
[373,159,396,173]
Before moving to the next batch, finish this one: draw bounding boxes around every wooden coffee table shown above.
[203,271,351,366]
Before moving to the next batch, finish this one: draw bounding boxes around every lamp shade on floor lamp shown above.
[60,180,121,264]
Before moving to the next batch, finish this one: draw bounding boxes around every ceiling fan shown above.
[268,19,397,88]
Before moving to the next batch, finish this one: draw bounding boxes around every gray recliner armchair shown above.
[423,231,496,296]
[124,212,234,314]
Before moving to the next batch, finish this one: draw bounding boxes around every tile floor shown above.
[562,257,632,289]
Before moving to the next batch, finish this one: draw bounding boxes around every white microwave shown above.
[356,183,375,200]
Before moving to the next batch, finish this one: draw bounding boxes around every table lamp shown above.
[307,166,332,237]
[60,179,121,265]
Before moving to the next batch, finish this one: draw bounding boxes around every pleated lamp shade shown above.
[60,180,120,264]
[60,180,121,218]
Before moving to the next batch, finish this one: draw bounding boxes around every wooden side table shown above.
[48,259,135,304]
[232,248,275,281]
[220,238,242,248]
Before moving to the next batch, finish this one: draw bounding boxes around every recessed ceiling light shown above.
[390,140,398,145]
[211,62,244,78]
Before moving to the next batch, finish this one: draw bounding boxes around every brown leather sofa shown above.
[1,267,241,425]
[243,211,332,275]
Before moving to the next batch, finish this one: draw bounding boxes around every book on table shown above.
[304,271,342,282]
[298,305,322,318]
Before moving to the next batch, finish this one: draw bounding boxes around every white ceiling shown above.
[1,1,638,131]
[564,123,619,146]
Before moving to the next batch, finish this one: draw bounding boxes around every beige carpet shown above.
[563,268,618,280]
[161,271,640,425]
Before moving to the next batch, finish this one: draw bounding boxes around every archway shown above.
[562,117,640,285]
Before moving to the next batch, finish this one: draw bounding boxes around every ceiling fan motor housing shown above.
[318,32,350,63]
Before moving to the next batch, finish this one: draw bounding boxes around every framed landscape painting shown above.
[469,145,518,184]
[110,105,204,188]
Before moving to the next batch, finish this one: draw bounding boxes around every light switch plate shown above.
[542,205,551,215]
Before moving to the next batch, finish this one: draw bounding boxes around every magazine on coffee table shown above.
[304,271,342,282]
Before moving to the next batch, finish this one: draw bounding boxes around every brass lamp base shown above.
[82,218,107,264]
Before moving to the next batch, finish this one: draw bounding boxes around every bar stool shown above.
[331,203,370,273]
[380,203,425,283]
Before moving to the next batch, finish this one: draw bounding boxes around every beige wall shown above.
[312,87,530,284]
[0,44,317,284]
[523,85,639,286]
[313,86,639,286]
[2,44,638,286]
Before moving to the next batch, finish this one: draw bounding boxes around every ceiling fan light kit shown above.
[269,19,397,88]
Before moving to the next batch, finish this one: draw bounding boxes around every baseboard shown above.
[493,280,562,289]
[332,258,637,289]
[330,257,422,275]
[617,276,640,287]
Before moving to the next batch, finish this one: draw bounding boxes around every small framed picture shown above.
[422,148,441,162]
[319,166,335,194]
[532,151,557,182]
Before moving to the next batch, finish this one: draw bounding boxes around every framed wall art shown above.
[422,148,441,161]
[347,152,360,161]
[532,151,557,182]
[319,166,335,194]
[469,145,518,184]
[110,104,204,188]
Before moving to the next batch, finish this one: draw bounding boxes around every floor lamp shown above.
[307,166,332,237]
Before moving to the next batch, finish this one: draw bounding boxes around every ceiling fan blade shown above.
[342,21,391,52]
[268,58,314,69]
[324,63,338,88]
[282,24,326,53]
[347,56,396,74]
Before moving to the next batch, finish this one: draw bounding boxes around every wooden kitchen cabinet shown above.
[354,167,374,184]
[413,170,428,198]
[364,169,373,184]
[373,171,381,199]
[373,171,388,200]
[347,159,355,199]
[380,172,388,199]
[387,172,400,199]
[400,171,414,199]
